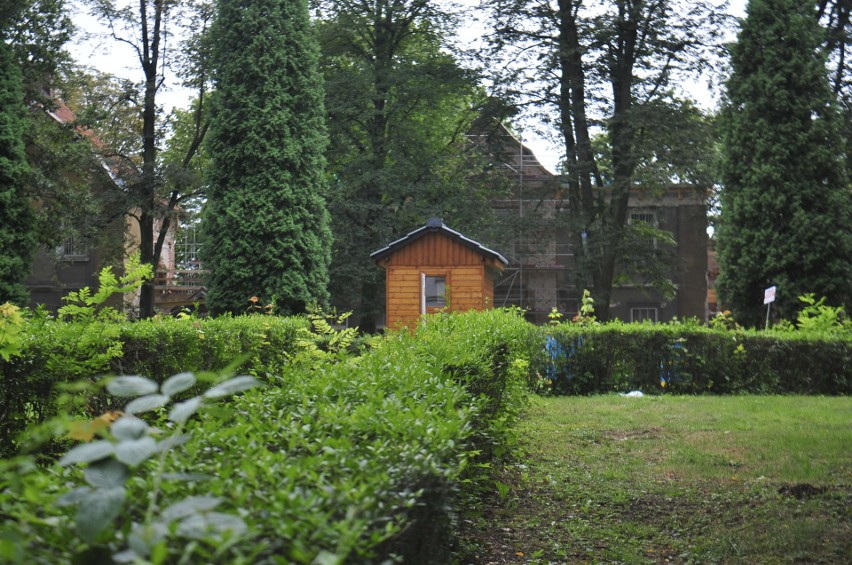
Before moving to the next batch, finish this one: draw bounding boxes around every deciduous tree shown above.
[81,0,213,317]
[484,0,727,320]
[316,0,507,330]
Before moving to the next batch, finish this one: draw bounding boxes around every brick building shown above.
[476,124,710,324]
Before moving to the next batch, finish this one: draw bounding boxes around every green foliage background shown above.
[317,1,510,330]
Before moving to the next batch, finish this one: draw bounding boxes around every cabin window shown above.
[420,273,447,314]
[424,275,446,308]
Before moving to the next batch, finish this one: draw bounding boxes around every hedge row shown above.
[0,309,533,563]
[535,322,851,395]
[0,315,308,457]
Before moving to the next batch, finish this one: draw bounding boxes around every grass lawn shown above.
[459,395,851,564]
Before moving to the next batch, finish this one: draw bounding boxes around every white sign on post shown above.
[763,285,777,305]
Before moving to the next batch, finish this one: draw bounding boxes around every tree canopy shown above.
[76,0,213,317]
[9,0,851,324]
[0,39,36,305]
[483,0,728,320]
[316,0,509,330]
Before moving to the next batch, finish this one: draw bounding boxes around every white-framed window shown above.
[629,211,657,248]
[630,307,658,323]
[175,222,203,269]
[421,273,447,313]
[630,212,655,225]
[56,229,90,261]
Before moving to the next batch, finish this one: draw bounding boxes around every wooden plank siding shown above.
[381,233,483,267]
[377,230,506,328]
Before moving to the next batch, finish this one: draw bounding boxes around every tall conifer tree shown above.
[202,0,332,314]
[717,0,852,326]
[0,39,36,305]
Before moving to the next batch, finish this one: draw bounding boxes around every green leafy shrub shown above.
[112,315,308,379]
[2,310,532,562]
[793,293,849,333]
[413,308,537,464]
[0,315,307,457]
[0,303,25,361]
[539,322,851,395]
[1,371,260,564]
[57,253,153,323]
[148,338,478,563]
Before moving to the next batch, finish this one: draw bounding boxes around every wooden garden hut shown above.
[371,218,508,328]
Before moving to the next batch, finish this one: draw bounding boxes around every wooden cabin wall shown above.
[383,233,483,267]
[385,265,487,328]
[386,266,421,328]
[379,232,505,328]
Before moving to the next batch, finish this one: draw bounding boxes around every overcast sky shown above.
[69,0,748,173]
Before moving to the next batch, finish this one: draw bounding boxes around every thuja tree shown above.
[0,39,36,306]
[202,0,332,315]
[717,0,852,326]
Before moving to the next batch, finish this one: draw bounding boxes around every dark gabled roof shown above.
[370,217,508,265]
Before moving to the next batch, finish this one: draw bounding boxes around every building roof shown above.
[467,120,555,178]
[370,217,509,266]
[44,98,127,188]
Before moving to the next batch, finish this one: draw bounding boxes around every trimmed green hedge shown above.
[112,315,308,378]
[3,310,849,562]
[175,341,476,563]
[0,309,533,563]
[538,323,851,395]
[413,309,538,463]
[0,315,307,457]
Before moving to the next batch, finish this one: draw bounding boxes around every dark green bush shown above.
[0,310,535,562]
[537,322,851,395]
[0,315,307,457]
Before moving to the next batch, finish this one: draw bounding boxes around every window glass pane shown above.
[630,212,655,225]
[56,224,90,260]
[425,276,446,307]
[176,222,203,268]
[631,307,658,323]
[630,212,657,248]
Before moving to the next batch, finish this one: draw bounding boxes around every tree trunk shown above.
[137,0,161,319]
[558,0,603,298]
[594,0,639,321]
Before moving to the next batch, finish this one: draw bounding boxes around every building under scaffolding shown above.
[472,124,709,325]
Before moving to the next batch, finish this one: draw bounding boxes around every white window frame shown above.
[420,273,447,314]
[629,211,657,249]
[55,229,90,261]
[175,221,203,268]
[630,307,659,323]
